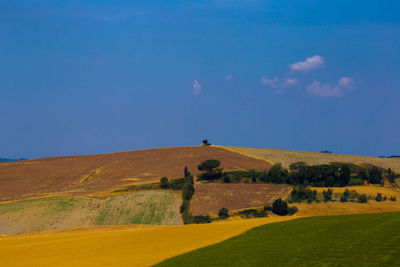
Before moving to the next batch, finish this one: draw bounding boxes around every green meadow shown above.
[157,212,400,266]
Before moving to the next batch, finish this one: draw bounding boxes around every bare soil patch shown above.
[0,146,271,202]
[190,184,291,215]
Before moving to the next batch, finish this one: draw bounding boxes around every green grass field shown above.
[156,212,400,266]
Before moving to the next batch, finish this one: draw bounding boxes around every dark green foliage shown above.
[289,161,308,172]
[169,178,185,190]
[202,139,211,146]
[375,193,383,202]
[180,167,196,224]
[340,189,350,202]
[390,196,397,201]
[358,194,368,203]
[289,186,317,203]
[197,159,223,180]
[160,177,170,189]
[192,215,212,224]
[349,178,364,186]
[218,207,229,219]
[156,213,400,267]
[238,209,267,218]
[272,198,293,216]
[268,163,289,184]
[198,159,221,172]
[323,189,333,202]
[368,167,383,184]
[287,206,298,215]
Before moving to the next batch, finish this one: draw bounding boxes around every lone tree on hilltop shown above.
[202,139,211,146]
[197,159,223,180]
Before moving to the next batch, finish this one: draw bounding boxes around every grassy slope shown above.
[157,212,400,267]
[223,146,400,172]
[0,191,182,235]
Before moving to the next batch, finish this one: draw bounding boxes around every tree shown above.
[358,194,368,203]
[268,163,288,184]
[197,159,223,180]
[272,198,288,216]
[289,162,308,172]
[323,189,333,202]
[202,139,211,146]
[160,177,170,189]
[218,207,229,219]
[198,159,220,172]
[368,167,383,184]
[375,193,383,202]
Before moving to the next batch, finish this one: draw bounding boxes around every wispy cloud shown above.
[226,74,234,81]
[192,80,202,96]
[307,77,355,97]
[290,55,324,72]
[283,78,298,87]
[260,75,278,88]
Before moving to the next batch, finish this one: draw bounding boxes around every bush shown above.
[238,209,267,218]
[375,193,383,202]
[390,196,397,201]
[358,194,368,203]
[160,177,170,189]
[198,159,221,172]
[218,207,229,219]
[193,215,212,224]
[290,186,317,203]
[323,189,333,202]
[287,206,298,215]
[170,178,185,190]
[340,189,350,202]
[272,199,288,216]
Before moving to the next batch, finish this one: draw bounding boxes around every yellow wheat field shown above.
[223,146,400,172]
[0,216,295,267]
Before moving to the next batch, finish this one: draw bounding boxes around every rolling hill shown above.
[0,146,271,202]
[222,146,400,172]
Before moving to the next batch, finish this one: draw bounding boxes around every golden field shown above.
[222,146,400,172]
[0,216,294,267]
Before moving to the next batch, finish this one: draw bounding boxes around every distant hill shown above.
[222,146,400,173]
[0,158,27,162]
[0,146,271,202]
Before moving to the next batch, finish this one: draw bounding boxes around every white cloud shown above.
[283,78,298,86]
[226,74,234,81]
[338,77,355,90]
[260,75,278,88]
[192,80,202,96]
[306,77,355,97]
[290,55,324,72]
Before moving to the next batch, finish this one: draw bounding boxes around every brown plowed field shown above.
[190,184,291,215]
[0,146,271,202]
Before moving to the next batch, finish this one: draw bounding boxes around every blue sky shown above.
[1,1,400,158]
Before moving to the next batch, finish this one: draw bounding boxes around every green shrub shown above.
[390,196,397,201]
[218,207,229,220]
[160,177,170,189]
[375,193,383,202]
[358,194,368,203]
[323,189,333,202]
[349,178,364,186]
[272,199,288,216]
[193,215,212,224]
